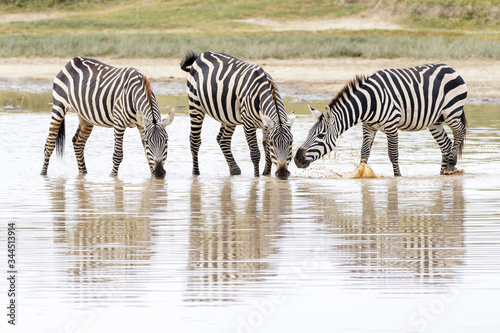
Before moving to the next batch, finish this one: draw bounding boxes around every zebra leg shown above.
[385,127,402,177]
[429,123,452,175]
[244,126,261,177]
[216,124,241,175]
[110,123,126,177]
[189,110,205,176]
[444,111,467,174]
[137,125,153,173]
[360,123,377,164]
[41,106,67,176]
[72,118,94,175]
[262,134,272,176]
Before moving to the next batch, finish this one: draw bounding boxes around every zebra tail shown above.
[55,118,65,158]
[458,110,467,159]
[180,50,198,72]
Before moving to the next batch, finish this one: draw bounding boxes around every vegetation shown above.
[1,0,500,59]
[1,33,499,59]
[391,0,500,30]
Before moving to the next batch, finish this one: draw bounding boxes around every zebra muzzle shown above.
[152,160,166,179]
[294,148,311,169]
[275,163,290,180]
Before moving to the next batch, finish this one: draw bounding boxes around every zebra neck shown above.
[141,109,161,124]
[262,109,286,127]
[132,93,160,124]
[331,103,364,137]
[327,74,372,136]
[260,85,286,127]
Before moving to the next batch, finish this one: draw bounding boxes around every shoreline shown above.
[1,57,499,104]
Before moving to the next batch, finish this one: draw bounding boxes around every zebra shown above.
[180,51,295,180]
[294,63,468,176]
[40,56,175,178]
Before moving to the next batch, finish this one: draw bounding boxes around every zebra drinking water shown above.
[180,51,295,180]
[40,57,175,178]
[295,63,468,176]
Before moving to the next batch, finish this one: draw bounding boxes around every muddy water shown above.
[1,89,500,333]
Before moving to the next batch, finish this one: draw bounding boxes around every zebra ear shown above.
[323,107,333,123]
[161,108,175,127]
[261,113,274,129]
[138,112,147,127]
[308,105,322,120]
[288,111,296,128]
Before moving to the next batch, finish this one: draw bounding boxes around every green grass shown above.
[1,33,500,59]
[1,0,498,33]
[0,0,117,11]
[398,0,500,30]
[1,0,500,59]
[0,90,52,112]
[1,0,367,33]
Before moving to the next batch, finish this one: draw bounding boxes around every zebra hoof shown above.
[192,170,200,176]
[442,165,456,175]
[230,168,241,176]
[442,168,463,175]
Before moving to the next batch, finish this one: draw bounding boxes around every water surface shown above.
[0,90,499,333]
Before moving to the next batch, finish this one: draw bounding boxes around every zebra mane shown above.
[328,75,369,109]
[269,80,282,126]
[142,75,153,107]
[140,74,160,124]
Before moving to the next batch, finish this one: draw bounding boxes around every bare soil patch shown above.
[235,14,401,31]
[0,57,498,103]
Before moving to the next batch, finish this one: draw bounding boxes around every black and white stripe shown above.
[295,63,468,176]
[41,56,174,178]
[180,51,295,179]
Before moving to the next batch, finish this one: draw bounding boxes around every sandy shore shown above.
[1,57,499,103]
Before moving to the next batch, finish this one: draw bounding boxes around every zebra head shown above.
[295,105,338,169]
[141,108,175,178]
[261,112,295,180]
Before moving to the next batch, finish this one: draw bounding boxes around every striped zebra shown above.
[295,63,468,176]
[40,56,175,178]
[180,51,295,179]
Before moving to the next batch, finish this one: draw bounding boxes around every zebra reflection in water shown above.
[296,178,465,286]
[186,178,291,302]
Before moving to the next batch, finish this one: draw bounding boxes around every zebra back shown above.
[322,64,467,135]
[53,56,161,128]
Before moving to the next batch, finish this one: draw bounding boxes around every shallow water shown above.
[1,89,500,332]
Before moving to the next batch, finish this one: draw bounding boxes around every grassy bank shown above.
[2,0,498,32]
[1,33,500,59]
[0,0,366,34]
[1,0,500,59]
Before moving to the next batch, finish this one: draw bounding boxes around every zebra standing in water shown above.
[180,51,295,179]
[295,64,467,176]
[41,57,175,178]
